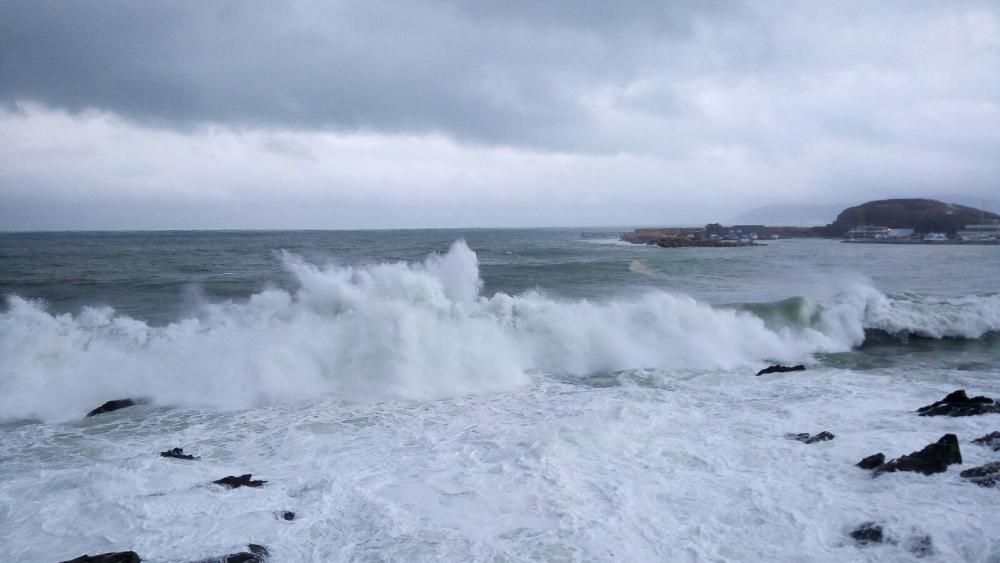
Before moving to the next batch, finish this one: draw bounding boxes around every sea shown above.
[1,229,998,562]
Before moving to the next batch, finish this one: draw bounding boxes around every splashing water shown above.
[2,241,999,422]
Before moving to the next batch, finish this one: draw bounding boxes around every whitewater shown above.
[1,231,999,561]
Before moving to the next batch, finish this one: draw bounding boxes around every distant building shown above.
[958,224,1000,241]
[845,226,890,240]
[704,223,725,237]
[731,225,766,236]
[887,228,914,238]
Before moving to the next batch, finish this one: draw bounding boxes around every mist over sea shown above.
[2,229,999,561]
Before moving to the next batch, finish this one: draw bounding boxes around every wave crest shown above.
[1,241,997,421]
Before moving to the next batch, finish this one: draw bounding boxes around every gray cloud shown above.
[0,0,741,149]
[0,1,999,230]
[3,1,997,153]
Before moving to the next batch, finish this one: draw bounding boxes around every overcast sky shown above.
[1,0,998,230]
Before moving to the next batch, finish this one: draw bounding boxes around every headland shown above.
[621,198,1000,247]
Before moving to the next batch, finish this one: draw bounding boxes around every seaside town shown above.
[843,223,1000,243]
[620,198,1000,247]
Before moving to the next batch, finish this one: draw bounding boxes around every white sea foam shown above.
[2,369,999,561]
[860,290,1000,339]
[3,241,1000,561]
[1,241,998,421]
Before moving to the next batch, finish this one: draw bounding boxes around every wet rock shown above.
[786,431,835,444]
[213,474,267,489]
[756,364,806,376]
[874,434,962,476]
[959,461,1000,488]
[85,399,146,418]
[160,447,198,460]
[916,389,999,417]
[191,544,269,563]
[59,552,141,563]
[906,535,935,558]
[856,453,886,470]
[850,522,884,545]
[971,431,1000,451]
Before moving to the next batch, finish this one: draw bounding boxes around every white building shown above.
[845,226,890,240]
[958,224,1000,241]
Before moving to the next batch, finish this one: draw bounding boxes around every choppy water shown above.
[1,230,999,561]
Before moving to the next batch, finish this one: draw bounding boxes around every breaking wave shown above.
[1,241,997,421]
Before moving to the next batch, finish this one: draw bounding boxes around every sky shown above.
[1,0,998,230]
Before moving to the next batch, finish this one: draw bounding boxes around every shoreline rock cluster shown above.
[61,399,288,563]
[847,390,1000,554]
[916,389,1000,417]
[754,367,1000,555]
[66,377,1000,560]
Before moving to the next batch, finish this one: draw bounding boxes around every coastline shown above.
[843,239,1000,245]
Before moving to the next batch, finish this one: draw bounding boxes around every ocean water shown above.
[1,230,998,562]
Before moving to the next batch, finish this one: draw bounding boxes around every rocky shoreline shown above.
[755,364,1000,556]
[620,198,1000,248]
[621,228,761,247]
[54,374,1000,560]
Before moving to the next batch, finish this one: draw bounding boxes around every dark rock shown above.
[850,522,884,545]
[906,535,935,558]
[805,431,835,444]
[874,434,962,476]
[279,511,295,521]
[59,552,141,563]
[189,544,269,563]
[756,364,806,376]
[213,474,267,489]
[959,461,1000,487]
[856,453,886,470]
[916,389,999,417]
[85,399,146,418]
[160,447,198,460]
[971,431,1000,451]
[786,431,835,444]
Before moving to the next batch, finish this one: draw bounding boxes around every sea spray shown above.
[2,241,999,422]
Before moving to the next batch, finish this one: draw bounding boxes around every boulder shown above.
[160,448,198,460]
[278,511,295,521]
[786,431,835,444]
[959,462,1000,488]
[190,544,269,563]
[85,399,146,418]
[906,535,935,558]
[849,522,884,545]
[213,474,267,489]
[59,552,141,563]
[856,453,886,470]
[971,431,1000,451]
[874,434,962,476]
[848,524,934,556]
[756,364,806,376]
[916,390,999,417]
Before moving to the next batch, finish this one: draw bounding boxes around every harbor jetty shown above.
[622,225,767,247]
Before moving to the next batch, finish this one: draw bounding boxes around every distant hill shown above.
[727,203,850,226]
[823,198,999,235]
[928,194,1000,216]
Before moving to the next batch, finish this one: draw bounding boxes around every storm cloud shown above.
[1,0,998,229]
[1,0,740,149]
